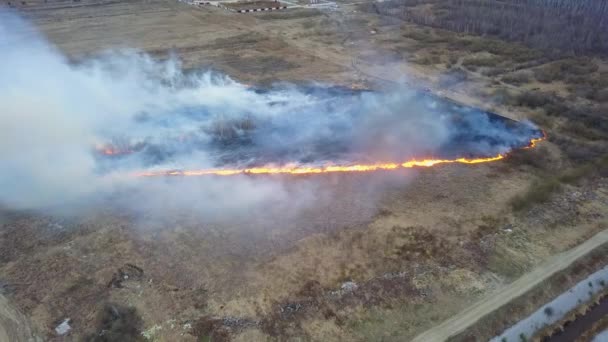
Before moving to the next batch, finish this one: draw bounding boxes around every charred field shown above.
[96,85,543,176]
[1,0,607,341]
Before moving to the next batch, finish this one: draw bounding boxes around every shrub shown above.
[558,163,596,184]
[559,58,598,75]
[529,112,554,129]
[462,56,501,68]
[564,122,606,141]
[403,29,433,42]
[554,137,606,163]
[86,304,144,342]
[492,87,515,104]
[483,67,506,77]
[192,316,230,342]
[533,65,559,83]
[515,91,554,108]
[589,88,608,102]
[533,58,598,83]
[506,147,551,170]
[502,72,531,85]
[416,55,441,65]
[439,67,468,87]
[510,177,561,211]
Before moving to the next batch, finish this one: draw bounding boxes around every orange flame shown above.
[131,130,547,178]
[136,155,508,177]
[134,132,547,177]
[522,130,547,150]
[96,144,137,156]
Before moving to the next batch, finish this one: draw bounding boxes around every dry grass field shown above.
[1,0,607,341]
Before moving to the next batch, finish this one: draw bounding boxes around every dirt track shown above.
[0,294,40,342]
[411,229,608,342]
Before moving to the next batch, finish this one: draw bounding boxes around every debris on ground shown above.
[55,318,71,335]
[340,281,358,293]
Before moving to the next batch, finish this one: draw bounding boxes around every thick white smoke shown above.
[0,11,537,218]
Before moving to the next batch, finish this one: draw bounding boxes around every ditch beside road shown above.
[411,229,608,342]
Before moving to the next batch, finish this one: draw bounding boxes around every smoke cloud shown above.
[0,11,538,221]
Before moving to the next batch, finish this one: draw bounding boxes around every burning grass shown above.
[92,83,545,181]
[131,132,545,177]
[135,155,506,177]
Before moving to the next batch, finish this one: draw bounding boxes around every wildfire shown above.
[134,133,547,177]
[136,155,509,177]
[100,148,129,156]
[96,142,145,156]
[522,130,547,149]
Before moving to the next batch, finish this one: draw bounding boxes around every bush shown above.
[553,136,606,163]
[511,155,608,211]
[402,28,434,42]
[588,88,608,102]
[502,72,531,85]
[86,304,144,342]
[515,91,554,108]
[510,177,561,211]
[439,67,468,87]
[558,164,596,184]
[559,58,598,75]
[506,147,552,170]
[192,316,230,342]
[462,56,501,68]
[564,122,606,141]
[533,58,598,83]
[482,67,506,77]
[416,55,441,65]
[533,66,559,83]
[529,112,554,129]
[492,87,515,104]
[568,84,595,99]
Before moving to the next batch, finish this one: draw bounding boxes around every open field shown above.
[1,0,607,341]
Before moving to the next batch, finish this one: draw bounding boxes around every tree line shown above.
[366,0,608,56]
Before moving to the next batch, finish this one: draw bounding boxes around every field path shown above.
[411,229,608,342]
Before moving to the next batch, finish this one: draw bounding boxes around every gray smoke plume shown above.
[0,11,538,219]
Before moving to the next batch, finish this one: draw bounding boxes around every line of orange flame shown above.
[134,132,547,177]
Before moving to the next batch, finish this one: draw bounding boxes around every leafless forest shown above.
[366,0,608,55]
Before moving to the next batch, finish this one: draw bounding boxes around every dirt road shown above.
[411,229,608,342]
[0,294,40,342]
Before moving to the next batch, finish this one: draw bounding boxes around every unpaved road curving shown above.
[0,294,40,342]
[411,229,608,342]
